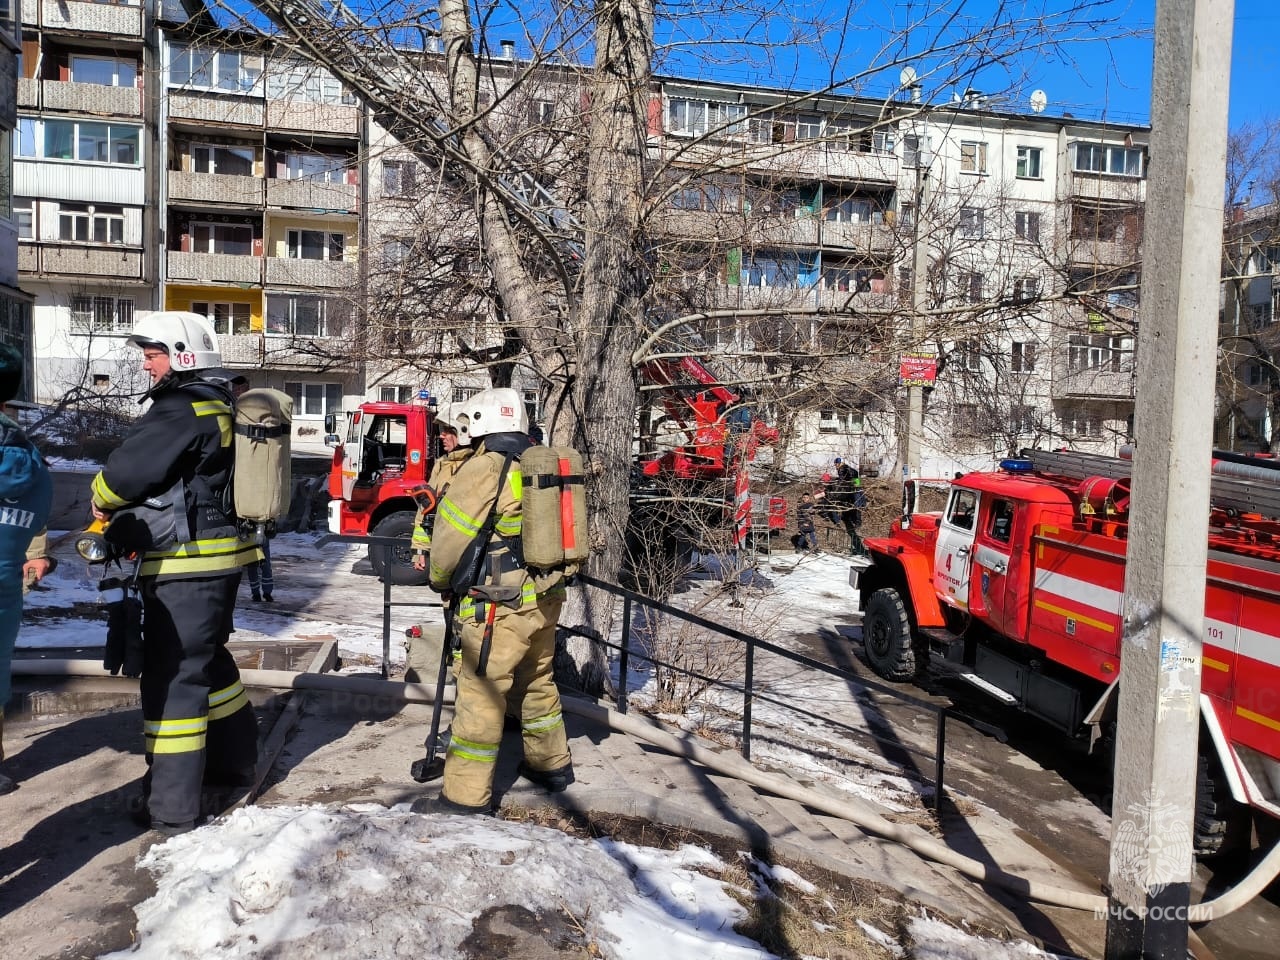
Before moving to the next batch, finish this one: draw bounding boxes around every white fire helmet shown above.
[436,403,471,447]
[126,311,221,372]
[460,387,528,440]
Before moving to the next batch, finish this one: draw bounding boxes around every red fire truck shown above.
[324,377,786,584]
[851,448,1280,852]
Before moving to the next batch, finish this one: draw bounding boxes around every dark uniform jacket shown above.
[91,375,261,579]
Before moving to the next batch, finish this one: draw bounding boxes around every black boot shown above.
[518,761,575,793]
[411,793,493,816]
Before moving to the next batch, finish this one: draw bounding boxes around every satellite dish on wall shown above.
[899,66,919,88]
[1030,89,1049,113]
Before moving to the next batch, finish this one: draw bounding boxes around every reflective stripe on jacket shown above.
[412,447,473,553]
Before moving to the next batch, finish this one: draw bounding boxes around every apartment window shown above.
[285,380,343,417]
[822,265,875,293]
[15,118,37,158]
[1061,407,1105,438]
[192,301,251,336]
[70,56,138,87]
[795,115,823,140]
[899,201,915,229]
[960,140,988,174]
[825,195,879,224]
[1011,341,1037,373]
[954,402,983,437]
[818,409,840,434]
[265,60,353,105]
[1246,363,1268,387]
[382,236,414,267]
[171,45,263,93]
[959,271,983,303]
[522,389,540,424]
[287,229,345,261]
[192,222,253,255]
[955,340,983,372]
[14,198,33,240]
[267,294,345,338]
[452,386,483,403]
[1068,334,1134,373]
[379,385,414,403]
[1015,210,1041,243]
[71,295,134,332]
[283,152,346,183]
[959,207,984,239]
[667,98,747,137]
[903,134,923,167]
[1016,146,1043,179]
[529,100,555,125]
[383,160,417,196]
[897,265,912,300]
[192,143,254,177]
[1011,404,1038,434]
[1073,142,1144,178]
[829,126,894,155]
[42,120,140,165]
[58,203,125,244]
[1012,276,1040,302]
[743,251,816,288]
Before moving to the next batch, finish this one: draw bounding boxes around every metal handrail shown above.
[315,535,950,811]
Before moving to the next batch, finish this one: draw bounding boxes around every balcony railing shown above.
[42,80,143,117]
[219,333,357,371]
[40,0,144,37]
[1066,238,1139,268]
[266,179,359,213]
[265,258,358,288]
[819,220,898,255]
[17,78,38,109]
[167,250,263,285]
[19,242,146,280]
[266,100,361,137]
[1070,173,1145,203]
[1051,361,1136,400]
[168,92,266,128]
[169,170,265,207]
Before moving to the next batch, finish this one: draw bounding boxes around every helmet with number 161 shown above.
[459,387,528,440]
[126,311,221,372]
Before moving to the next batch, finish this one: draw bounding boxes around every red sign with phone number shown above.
[899,353,937,386]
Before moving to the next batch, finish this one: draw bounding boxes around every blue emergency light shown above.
[999,458,1035,473]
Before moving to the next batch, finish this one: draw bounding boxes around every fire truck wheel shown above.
[862,587,923,681]
[370,511,430,586]
[1194,750,1250,858]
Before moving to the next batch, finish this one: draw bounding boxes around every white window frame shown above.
[71,294,135,333]
[58,202,125,244]
[382,159,417,197]
[267,294,341,338]
[1073,142,1144,178]
[282,151,346,183]
[1015,210,1041,243]
[955,340,983,372]
[1013,276,1040,302]
[960,140,988,174]
[667,97,747,138]
[192,221,254,256]
[69,55,138,88]
[1011,341,1036,374]
[1061,408,1105,438]
[37,119,141,165]
[286,228,345,261]
[192,300,252,336]
[170,45,264,94]
[13,197,33,240]
[192,142,255,176]
[959,206,984,239]
[285,380,343,418]
[1015,145,1042,179]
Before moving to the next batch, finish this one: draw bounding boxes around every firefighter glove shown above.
[104,595,145,678]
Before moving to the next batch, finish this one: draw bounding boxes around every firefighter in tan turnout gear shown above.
[90,312,261,834]
[414,388,573,814]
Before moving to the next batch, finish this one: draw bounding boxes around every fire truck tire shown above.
[370,511,429,586]
[1194,750,1250,858]
[862,588,923,681]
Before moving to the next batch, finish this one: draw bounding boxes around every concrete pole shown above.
[1104,2,1233,957]
[905,159,932,477]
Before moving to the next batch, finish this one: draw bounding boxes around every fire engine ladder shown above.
[1020,448,1280,520]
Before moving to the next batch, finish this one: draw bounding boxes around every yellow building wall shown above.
[165,285,265,332]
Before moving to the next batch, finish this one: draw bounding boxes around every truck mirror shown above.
[324,412,337,435]
[324,433,341,447]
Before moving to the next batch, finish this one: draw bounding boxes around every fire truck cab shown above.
[852,449,1280,853]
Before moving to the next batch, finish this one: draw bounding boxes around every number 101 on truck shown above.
[850,447,1280,855]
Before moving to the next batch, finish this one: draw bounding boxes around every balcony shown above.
[653,138,898,184]
[819,220,898,255]
[266,179,359,213]
[167,250,263,285]
[745,215,821,247]
[42,80,143,117]
[20,242,146,280]
[218,334,265,366]
[1070,173,1145,203]
[266,100,361,138]
[1051,361,1136,400]
[169,170,265,207]
[1066,238,1138,268]
[168,92,265,128]
[17,78,38,109]
[265,258,358,288]
[40,0,143,37]
[650,208,748,244]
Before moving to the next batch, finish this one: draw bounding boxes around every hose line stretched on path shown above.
[15,659,1277,921]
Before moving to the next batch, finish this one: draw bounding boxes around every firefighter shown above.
[415,387,572,814]
[410,404,472,570]
[90,312,261,835]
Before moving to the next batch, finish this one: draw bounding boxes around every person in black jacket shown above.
[795,493,819,552]
[90,312,261,834]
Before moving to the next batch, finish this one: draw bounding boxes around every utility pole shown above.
[905,147,932,477]
[1104,2,1233,958]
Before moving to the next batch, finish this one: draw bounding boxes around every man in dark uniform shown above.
[90,312,261,834]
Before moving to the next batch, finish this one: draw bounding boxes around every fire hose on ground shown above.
[12,659,1279,922]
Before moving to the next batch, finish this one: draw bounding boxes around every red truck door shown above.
[933,486,979,610]
[968,497,1018,635]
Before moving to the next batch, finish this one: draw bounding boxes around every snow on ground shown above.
[21,525,1072,959]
